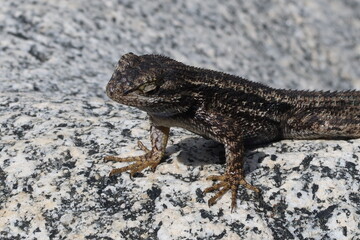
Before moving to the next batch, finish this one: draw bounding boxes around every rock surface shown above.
[0,0,359,239]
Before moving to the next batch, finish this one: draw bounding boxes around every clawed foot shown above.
[203,173,260,211]
[104,141,163,178]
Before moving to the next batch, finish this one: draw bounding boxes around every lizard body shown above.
[105,52,360,210]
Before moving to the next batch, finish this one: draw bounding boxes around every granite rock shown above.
[0,0,359,239]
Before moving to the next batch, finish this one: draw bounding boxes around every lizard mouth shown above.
[106,76,131,98]
[106,80,157,107]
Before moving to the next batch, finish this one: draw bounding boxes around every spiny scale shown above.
[105,52,360,210]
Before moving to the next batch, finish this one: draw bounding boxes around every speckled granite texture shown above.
[1,0,359,239]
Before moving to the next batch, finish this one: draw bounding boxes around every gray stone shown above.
[1,0,359,239]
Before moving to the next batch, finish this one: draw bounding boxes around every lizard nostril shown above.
[120,77,128,84]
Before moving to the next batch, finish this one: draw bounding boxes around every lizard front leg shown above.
[203,141,260,211]
[104,125,169,177]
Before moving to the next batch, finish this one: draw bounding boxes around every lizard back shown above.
[107,53,360,145]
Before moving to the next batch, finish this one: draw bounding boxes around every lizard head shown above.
[106,52,190,115]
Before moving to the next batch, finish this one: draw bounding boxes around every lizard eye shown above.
[138,83,158,94]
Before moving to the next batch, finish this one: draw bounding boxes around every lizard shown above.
[104,52,360,210]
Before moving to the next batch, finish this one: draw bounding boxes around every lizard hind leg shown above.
[203,142,260,211]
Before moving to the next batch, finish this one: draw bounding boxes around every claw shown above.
[207,186,230,207]
[137,140,150,153]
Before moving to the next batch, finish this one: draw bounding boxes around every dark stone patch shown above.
[200,209,214,221]
[345,161,357,177]
[312,184,319,199]
[103,122,115,129]
[315,205,337,231]
[300,155,314,170]
[29,45,49,62]
[121,128,131,137]
[195,188,206,204]
[146,185,161,201]
[272,164,283,188]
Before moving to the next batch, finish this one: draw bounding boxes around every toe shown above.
[203,182,227,193]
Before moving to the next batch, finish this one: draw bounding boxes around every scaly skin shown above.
[104,52,360,210]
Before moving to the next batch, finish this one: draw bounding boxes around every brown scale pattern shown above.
[105,52,360,210]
